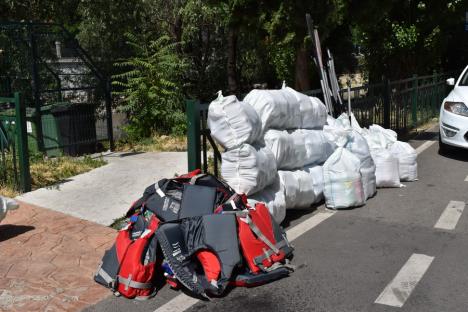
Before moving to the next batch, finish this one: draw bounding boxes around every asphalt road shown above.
[85,128,468,312]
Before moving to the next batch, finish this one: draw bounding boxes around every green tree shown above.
[351,0,468,80]
[113,34,187,139]
[76,0,150,75]
[261,0,350,90]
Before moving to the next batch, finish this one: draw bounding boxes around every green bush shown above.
[113,33,187,140]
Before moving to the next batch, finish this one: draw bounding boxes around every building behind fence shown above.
[0,22,114,156]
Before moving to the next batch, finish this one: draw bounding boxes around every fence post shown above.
[383,78,391,129]
[14,92,31,192]
[105,79,115,151]
[411,74,418,127]
[28,23,45,153]
[186,99,201,172]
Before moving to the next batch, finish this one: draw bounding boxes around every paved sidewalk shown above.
[19,152,187,225]
[0,201,115,311]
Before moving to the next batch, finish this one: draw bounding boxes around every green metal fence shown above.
[186,72,452,176]
[0,92,31,192]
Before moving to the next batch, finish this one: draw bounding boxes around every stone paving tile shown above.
[0,201,116,312]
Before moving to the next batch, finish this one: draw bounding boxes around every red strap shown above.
[175,169,202,180]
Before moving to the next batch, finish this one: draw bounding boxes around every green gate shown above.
[0,93,31,192]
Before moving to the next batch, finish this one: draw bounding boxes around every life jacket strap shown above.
[221,193,244,211]
[253,239,289,267]
[245,215,280,254]
[258,259,296,273]
[189,173,207,184]
[117,274,153,290]
[154,185,166,198]
[95,264,116,289]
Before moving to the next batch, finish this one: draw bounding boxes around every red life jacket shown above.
[94,215,161,300]
[237,203,294,274]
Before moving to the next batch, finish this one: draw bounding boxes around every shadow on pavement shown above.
[0,224,35,242]
[281,204,321,228]
[412,131,439,141]
[438,148,468,162]
[44,178,74,190]
[117,152,145,158]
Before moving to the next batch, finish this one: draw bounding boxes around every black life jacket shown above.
[127,170,237,222]
[94,214,161,300]
[155,213,242,298]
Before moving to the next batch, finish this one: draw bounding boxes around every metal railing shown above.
[0,93,31,192]
[0,21,114,156]
[186,72,451,176]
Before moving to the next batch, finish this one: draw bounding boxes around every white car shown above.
[439,65,468,151]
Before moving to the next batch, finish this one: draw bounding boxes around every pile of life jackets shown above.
[94,169,294,300]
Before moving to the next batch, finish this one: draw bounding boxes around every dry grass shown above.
[414,117,439,132]
[0,156,106,197]
[115,134,187,152]
[30,156,106,188]
[0,185,20,198]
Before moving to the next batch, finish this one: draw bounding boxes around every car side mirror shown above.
[446,78,455,86]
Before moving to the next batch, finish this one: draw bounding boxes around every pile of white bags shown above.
[390,141,418,181]
[278,166,324,209]
[248,176,286,224]
[221,143,277,195]
[323,145,365,209]
[210,83,418,219]
[207,92,262,149]
[264,129,334,170]
[342,117,413,188]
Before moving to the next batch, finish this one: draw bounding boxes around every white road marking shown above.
[286,210,336,241]
[415,141,435,155]
[465,175,468,182]
[153,294,199,312]
[375,253,434,308]
[434,201,466,230]
[153,210,336,312]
